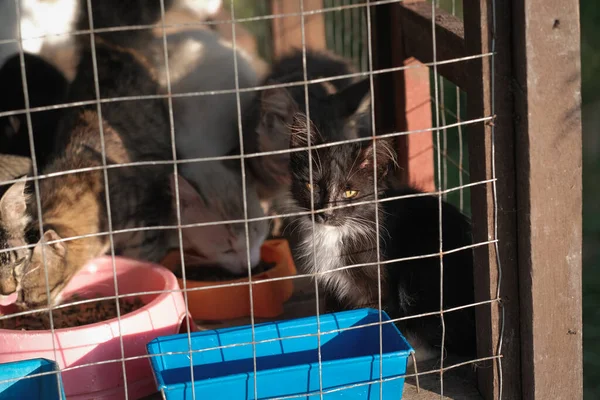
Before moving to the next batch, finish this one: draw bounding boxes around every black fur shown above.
[381,187,476,357]
[287,135,476,357]
[0,53,69,170]
[75,0,176,48]
[40,19,175,257]
[242,49,374,199]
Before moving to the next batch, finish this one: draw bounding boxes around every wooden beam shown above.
[463,0,523,399]
[397,1,468,89]
[509,0,583,398]
[271,0,326,57]
[404,57,434,192]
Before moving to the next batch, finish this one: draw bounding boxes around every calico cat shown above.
[248,49,476,359]
[0,52,69,171]
[0,1,180,309]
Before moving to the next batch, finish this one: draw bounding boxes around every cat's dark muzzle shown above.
[313,212,344,227]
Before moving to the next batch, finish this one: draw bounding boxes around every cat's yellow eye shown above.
[344,190,359,199]
[306,183,313,190]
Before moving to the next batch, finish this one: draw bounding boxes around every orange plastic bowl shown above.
[161,239,297,321]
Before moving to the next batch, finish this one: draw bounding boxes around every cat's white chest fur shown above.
[298,222,356,301]
[299,224,345,271]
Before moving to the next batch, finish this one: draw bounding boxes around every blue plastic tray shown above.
[0,358,65,400]
[147,308,413,399]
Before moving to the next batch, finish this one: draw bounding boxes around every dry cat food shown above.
[0,295,145,330]
[174,260,277,281]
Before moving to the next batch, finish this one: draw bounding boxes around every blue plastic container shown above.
[147,308,413,399]
[0,358,66,400]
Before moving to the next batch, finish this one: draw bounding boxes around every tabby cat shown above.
[0,1,178,309]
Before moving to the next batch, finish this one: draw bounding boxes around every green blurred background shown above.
[229,0,597,396]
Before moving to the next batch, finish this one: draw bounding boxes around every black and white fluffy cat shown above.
[248,49,476,360]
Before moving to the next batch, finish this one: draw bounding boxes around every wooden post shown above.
[463,0,523,398]
[510,0,583,398]
[271,0,326,57]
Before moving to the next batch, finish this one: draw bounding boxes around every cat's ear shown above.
[0,177,30,234]
[32,229,66,260]
[330,78,371,118]
[258,85,319,149]
[249,87,302,197]
[359,138,397,177]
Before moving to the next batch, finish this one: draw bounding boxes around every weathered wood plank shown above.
[510,0,583,398]
[463,0,523,398]
[271,0,326,57]
[404,357,482,400]
[398,1,468,88]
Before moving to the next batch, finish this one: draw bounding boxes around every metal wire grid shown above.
[434,0,468,212]
[0,0,504,399]
[324,0,369,72]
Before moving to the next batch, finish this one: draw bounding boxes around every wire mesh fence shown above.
[0,0,503,399]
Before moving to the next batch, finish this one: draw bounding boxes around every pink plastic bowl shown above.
[0,256,192,400]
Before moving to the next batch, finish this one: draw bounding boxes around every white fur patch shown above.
[20,0,78,53]
[295,220,358,302]
[183,0,222,18]
[158,38,205,87]
[298,222,345,272]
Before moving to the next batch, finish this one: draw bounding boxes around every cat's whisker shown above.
[21,264,41,278]
[345,151,360,182]
[311,149,323,178]
[284,221,303,237]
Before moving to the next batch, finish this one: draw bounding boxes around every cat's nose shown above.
[315,213,328,223]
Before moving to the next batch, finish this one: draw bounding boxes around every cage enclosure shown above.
[0,0,582,399]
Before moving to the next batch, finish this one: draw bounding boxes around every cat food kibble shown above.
[0,296,144,330]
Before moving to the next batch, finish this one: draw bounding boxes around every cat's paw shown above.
[0,266,20,302]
